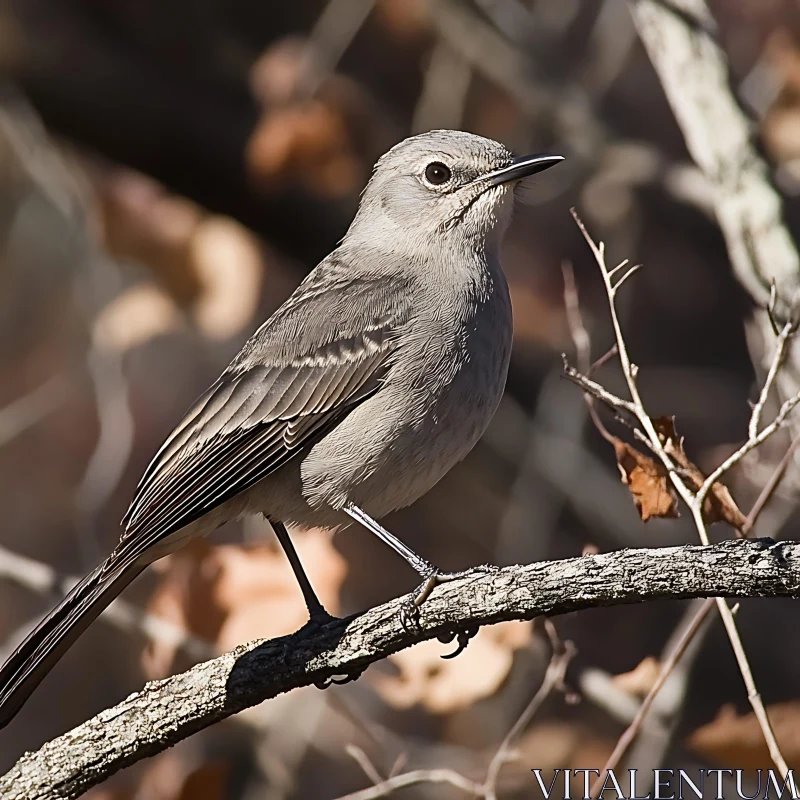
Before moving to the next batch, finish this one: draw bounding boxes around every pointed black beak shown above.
[479,154,565,187]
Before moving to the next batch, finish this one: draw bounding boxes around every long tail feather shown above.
[0,556,143,729]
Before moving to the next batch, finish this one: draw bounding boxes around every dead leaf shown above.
[250,36,312,105]
[688,702,800,769]
[611,656,661,698]
[96,167,266,341]
[374,0,431,41]
[654,416,748,531]
[190,216,263,340]
[373,621,533,714]
[86,751,228,800]
[98,169,203,305]
[92,283,183,353]
[611,436,679,522]
[142,539,226,678]
[245,101,360,198]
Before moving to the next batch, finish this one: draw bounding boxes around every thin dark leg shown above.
[271,520,332,621]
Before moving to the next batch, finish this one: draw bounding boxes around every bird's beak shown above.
[477,154,565,188]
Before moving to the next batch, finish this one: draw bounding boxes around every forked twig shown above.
[569,209,795,781]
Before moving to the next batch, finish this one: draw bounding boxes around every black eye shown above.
[424,162,451,185]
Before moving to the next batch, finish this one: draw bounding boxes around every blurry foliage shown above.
[0,0,798,798]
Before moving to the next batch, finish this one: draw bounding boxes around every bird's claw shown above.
[300,606,340,636]
[399,563,497,648]
[409,562,500,610]
[438,625,479,659]
[315,666,366,690]
[400,595,423,632]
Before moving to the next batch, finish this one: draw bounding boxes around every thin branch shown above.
[591,345,619,374]
[589,598,715,798]
[743,436,800,535]
[696,391,800,511]
[606,258,630,281]
[571,212,794,779]
[3,540,799,799]
[613,263,643,294]
[749,320,797,440]
[483,635,575,800]
[334,767,482,800]
[688,505,791,779]
[562,260,591,374]
[561,357,637,417]
[0,375,69,449]
[346,745,387,787]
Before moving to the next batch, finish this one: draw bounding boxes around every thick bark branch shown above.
[2,539,800,799]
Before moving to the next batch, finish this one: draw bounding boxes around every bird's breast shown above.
[299,267,513,516]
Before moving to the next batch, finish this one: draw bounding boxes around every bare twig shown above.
[483,635,575,800]
[749,320,797,440]
[562,260,591,373]
[345,629,576,800]
[346,745,386,787]
[589,598,715,798]
[412,40,472,133]
[570,211,794,780]
[334,767,482,800]
[301,0,377,97]
[743,436,800,535]
[0,375,69,449]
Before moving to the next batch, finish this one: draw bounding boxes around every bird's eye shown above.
[424,162,452,185]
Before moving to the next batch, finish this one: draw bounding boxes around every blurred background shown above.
[0,0,799,797]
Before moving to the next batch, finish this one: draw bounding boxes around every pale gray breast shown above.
[301,260,513,515]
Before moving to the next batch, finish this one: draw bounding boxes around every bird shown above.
[0,130,563,729]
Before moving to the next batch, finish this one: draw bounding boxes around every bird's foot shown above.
[303,605,365,689]
[412,563,500,607]
[437,625,480,658]
[299,603,340,636]
[315,665,366,690]
[399,563,499,649]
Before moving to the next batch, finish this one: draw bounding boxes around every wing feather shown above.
[117,267,408,567]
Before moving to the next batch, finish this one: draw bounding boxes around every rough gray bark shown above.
[2,539,800,799]
[628,0,800,433]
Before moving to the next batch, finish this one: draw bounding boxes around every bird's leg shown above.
[271,520,337,626]
[344,504,495,652]
[344,504,435,577]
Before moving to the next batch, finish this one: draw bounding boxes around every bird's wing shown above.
[117,259,414,565]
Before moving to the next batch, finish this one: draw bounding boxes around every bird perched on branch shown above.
[0,130,563,728]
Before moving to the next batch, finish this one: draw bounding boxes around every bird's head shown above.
[346,130,564,255]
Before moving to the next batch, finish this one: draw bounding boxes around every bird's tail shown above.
[0,554,144,729]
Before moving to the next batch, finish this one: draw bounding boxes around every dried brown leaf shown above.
[142,540,225,678]
[245,101,359,197]
[655,416,748,531]
[611,437,679,522]
[92,284,182,353]
[611,656,661,698]
[190,216,263,340]
[688,702,800,769]
[214,528,346,652]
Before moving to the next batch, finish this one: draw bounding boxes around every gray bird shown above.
[0,130,563,728]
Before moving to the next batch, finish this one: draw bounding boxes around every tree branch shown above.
[3,539,800,799]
